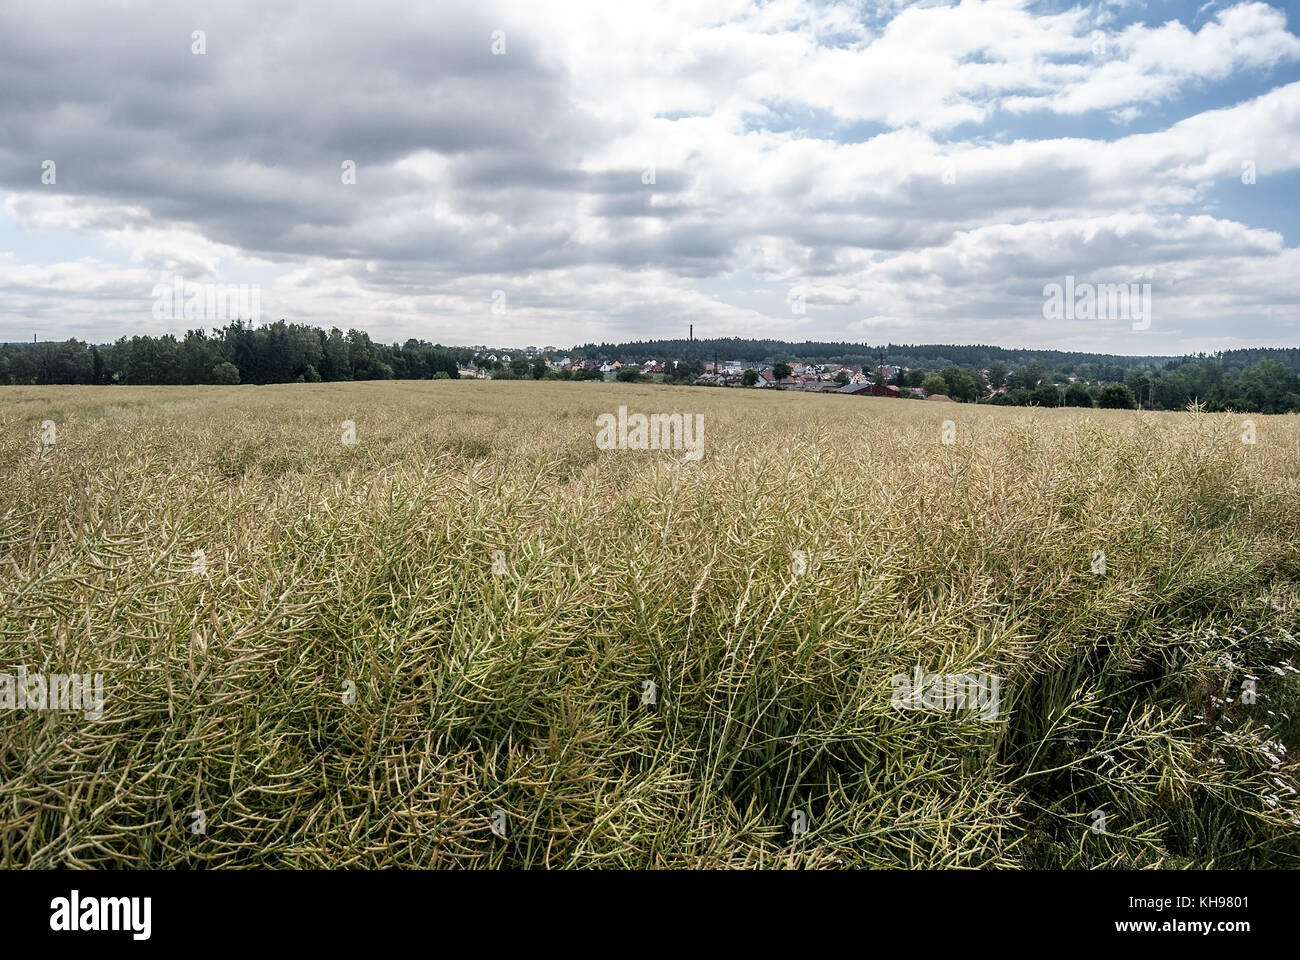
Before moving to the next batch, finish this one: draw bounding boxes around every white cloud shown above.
[0,0,1298,351]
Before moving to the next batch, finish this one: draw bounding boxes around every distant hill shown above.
[565,337,1300,374]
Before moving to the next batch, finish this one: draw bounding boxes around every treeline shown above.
[976,357,1300,414]
[1,321,473,386]
[572,336,1176,375]
[576,337,1300,380]
[578,337,1300,413]
[9,326,1300,413]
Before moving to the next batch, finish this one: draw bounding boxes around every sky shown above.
[1,0,1299,354]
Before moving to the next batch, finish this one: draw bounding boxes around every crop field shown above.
[1,380,1298,868]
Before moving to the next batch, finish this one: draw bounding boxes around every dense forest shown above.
[967,356,1300,414]
[1,321,471,386]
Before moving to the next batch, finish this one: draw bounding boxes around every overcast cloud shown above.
[2,0,1299,353]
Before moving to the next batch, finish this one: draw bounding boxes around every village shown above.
[693,359,909,396]
[455,342,1202,410]
[461,346,954,399]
